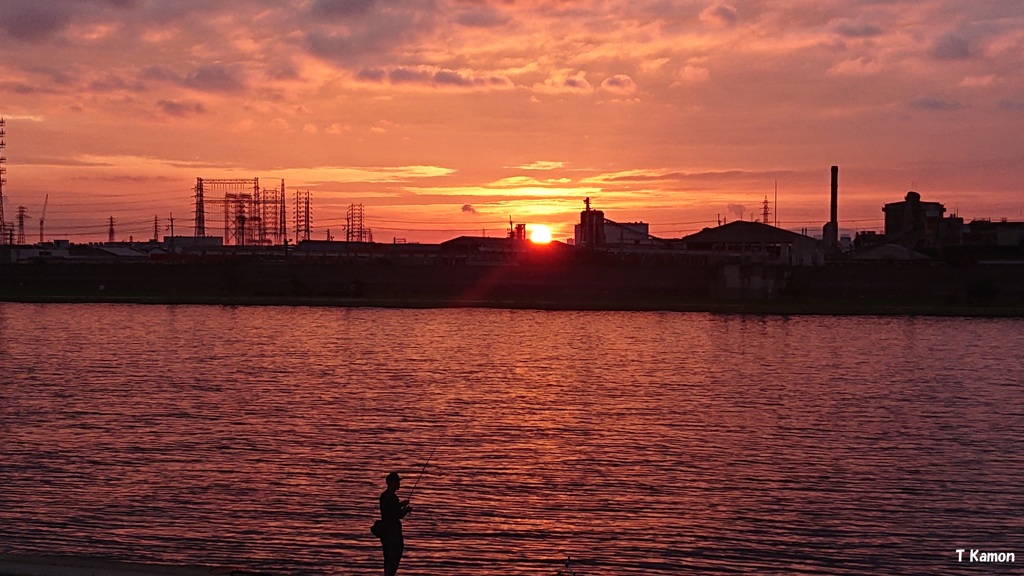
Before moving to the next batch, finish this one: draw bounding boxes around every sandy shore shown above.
[0,555,262,576]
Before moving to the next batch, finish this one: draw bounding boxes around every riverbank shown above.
[2,259,1023,317]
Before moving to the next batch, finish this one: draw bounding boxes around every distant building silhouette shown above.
[574,218,652,247]
[852,190,1024,261]
[576,197,606,248]
[679,220,822,266]
[882,191,963,251]
[572,198,659,248]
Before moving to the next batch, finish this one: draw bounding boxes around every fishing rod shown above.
[405,413,474,501]
[406,426,448,501]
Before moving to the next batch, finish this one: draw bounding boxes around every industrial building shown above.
[851,190,1022,261]
[677,221,823,266]
[573,198,655,247]
[882,191,964,250]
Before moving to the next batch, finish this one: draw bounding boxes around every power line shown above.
[366,217,512,225]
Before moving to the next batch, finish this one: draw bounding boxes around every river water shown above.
[0,303,1021,575]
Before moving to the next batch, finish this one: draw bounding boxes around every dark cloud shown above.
[26,64,79,87]
[4,65,81,94]
[454,7,510,28]
[89,73,145,92]
[600,75,636,94]
[389,67,434,84]
[437,69,511,88]
[357,67,512,88]
[0,0,139,42]
[435,69,513,89]
[266,61,301,81]
[307,28,397,63]
[564,76,588,89]
[479,76,513,88]
[998,99,1024,111]
[310,0,377,20]
[0,1,74,41]
[727,203,745,218]
[909,96,966,111]
[833,20,884,38]
[183,65,247,93]
[12,83,56,95]
[356,68,388,82]
[115,1,243,26]
[928,32,973,60]
[157,99,206,117]
[462,204,477,214]
[304,0,437,66]
[127,63,249,93]
[434,69,475,86]
[142,66,180,83]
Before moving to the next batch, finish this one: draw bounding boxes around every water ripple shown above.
[1,304,1022,575]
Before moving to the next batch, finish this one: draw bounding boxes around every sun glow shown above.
[529,224,553,243]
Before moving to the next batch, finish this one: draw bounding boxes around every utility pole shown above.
[166,212,175,251]
[16,205,27,244]
[279,179,287,245]
[0,117,6,245]
[194,178,206,237]
[345,203,368,242]
[295,189,311,242]
[153,215,158,242]
[108,216,115,243]
[39,193,48,243]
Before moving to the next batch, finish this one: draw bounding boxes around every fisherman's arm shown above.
[381,493,401,521]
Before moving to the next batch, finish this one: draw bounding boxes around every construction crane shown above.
[39,194,48,243]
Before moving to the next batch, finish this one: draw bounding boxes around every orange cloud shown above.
[674,65,711,84]
[2,1,1024,243]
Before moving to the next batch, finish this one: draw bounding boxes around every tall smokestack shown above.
[828,165,839,249]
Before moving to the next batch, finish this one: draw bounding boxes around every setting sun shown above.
[529,225,553,244]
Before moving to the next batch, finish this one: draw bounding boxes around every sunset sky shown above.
[1,0,1022,243]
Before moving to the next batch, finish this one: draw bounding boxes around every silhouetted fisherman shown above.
[378,471,412,576]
